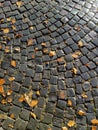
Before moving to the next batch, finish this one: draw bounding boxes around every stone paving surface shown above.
[0,0,98,130]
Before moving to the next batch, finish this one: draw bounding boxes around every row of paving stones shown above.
[0,0,98,130]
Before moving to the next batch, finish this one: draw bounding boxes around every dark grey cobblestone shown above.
[0,0,98,129]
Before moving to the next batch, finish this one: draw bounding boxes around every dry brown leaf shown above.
[0,86,4,93]
[11,60,16,67]
[35,48,39,51]
[0,114,7,119]
[67,120,75,127]
[31,112,36,119]
[68,100,72,107]
[9,77,15,82]
[49,51,56,57]
[62,127,68,130]
[92,126,97,130]
[27,39,33,46]
[1,99,7,104]
[91,119,98,125]
[0,79,5,85]
[78,110,85,116]
[29,100,38,107]
[16,1,22,8]
[72,68,78,74]
[3,28,9,34]
[78,40,83,47]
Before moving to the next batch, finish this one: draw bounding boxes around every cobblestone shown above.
[0,0,98,129]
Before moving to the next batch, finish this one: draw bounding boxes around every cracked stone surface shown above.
[0,0,98,129]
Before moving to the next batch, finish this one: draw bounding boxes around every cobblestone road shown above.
[0,0,98,130]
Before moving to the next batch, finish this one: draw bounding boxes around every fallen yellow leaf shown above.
[19,95,25,102]
[7,90,13,96]
[8,124,14,128]
[78,40,83,47]
[29,100,38,107]
[9,77,15,81]
[72,68,78,74]
[1,99,7,104]
[36,90,40,96]
[2,28,9,34]
[0,114,7,119]
[11,60,16,67]
[41,42,46,47]
[0,79,5,85]
[31,112,36,119]
[27,39,33,46]
[78,110,85,116]
[68,100,72,107]
[91,119,98,125]
[11,18,16,24]
[49,51,56,57]
[62,127,68,130]
[12,25,16,30]
[72,51,81,58]
[0,86,4,93]
[5,46,10,53]
[10,114,15,119]
[16,1,22,8]
[67,120,75,127]
[82,93,88,98]
[92,126,97,130]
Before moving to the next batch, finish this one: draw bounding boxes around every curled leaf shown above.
[7,90,13,96]
[19,95,25,102]
[92,126,97,130]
